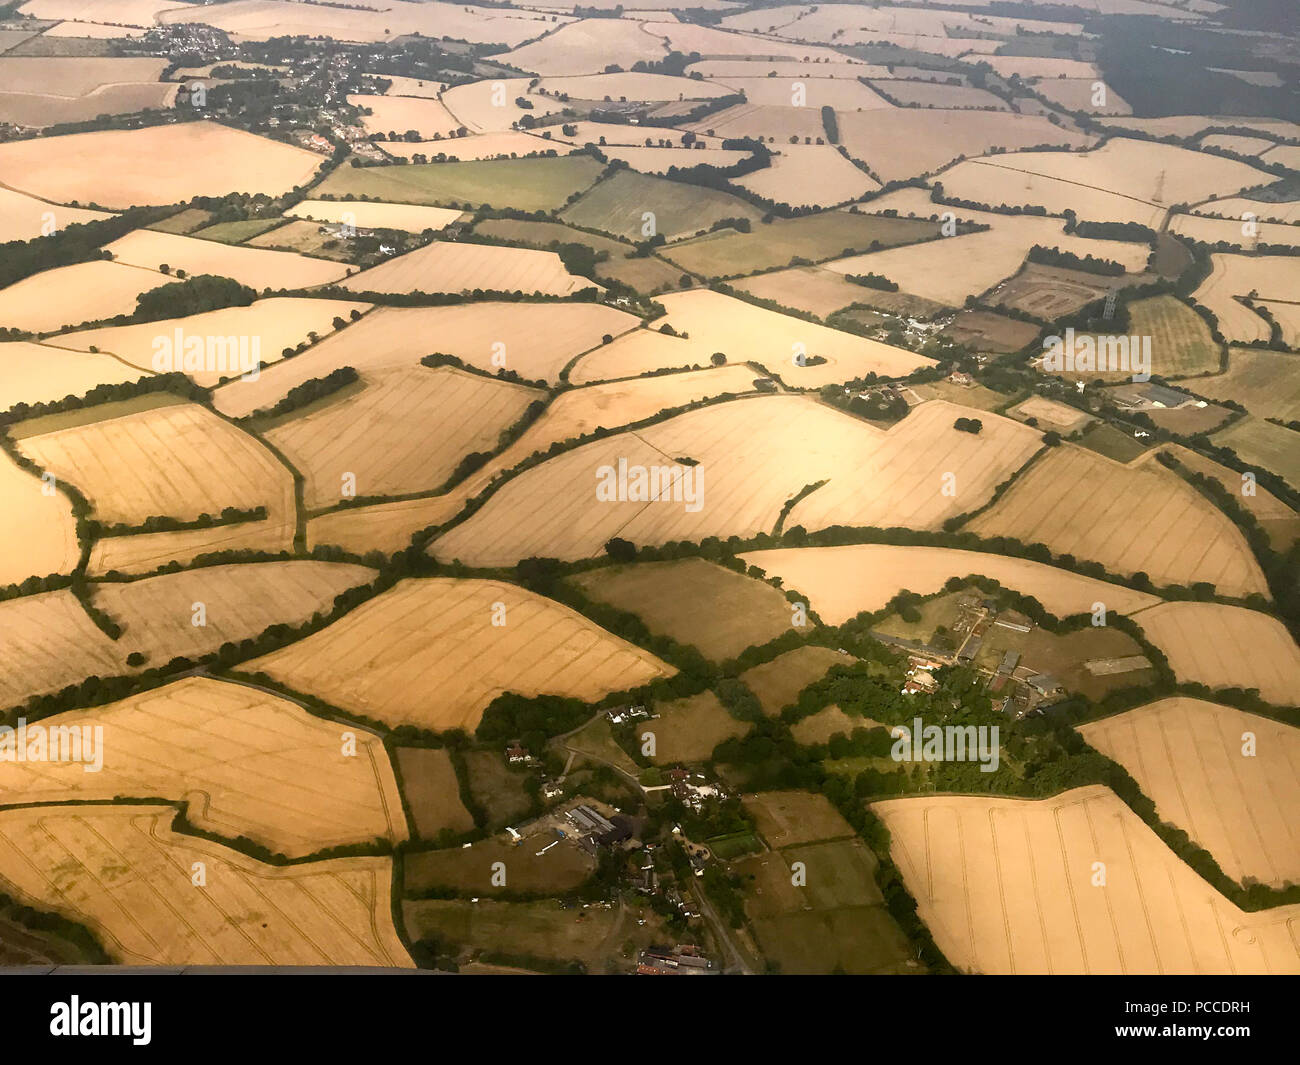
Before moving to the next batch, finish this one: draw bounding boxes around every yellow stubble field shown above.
[0,120,322,209]
[740,543,1161,624]
[1192,253,1300,344]
[1081,698,1300,887]
[0,804,413,966]
[1129,601,1300,706]
[212,302,636,418]
[786,400,1044,532]
[266,366,542,509]
[103,228,351,291]
[0,448,79,586]
[967,446,1268,599]
[0,560,375,707]
[0,186,110,244]
[285,199,462,234]
[0,260,171,334]
[648,289,932,385]
[53,297,371,386]
[244,577,674,732]
[0,677,407,857]
[17,400,293,529]
[872,785,1300,974]
[0,341,146,410]
[340,239,590,297]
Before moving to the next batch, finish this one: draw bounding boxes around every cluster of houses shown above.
[887,594,1068,717]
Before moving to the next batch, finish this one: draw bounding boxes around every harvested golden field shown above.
[158,0,554,47]
[1131,601,1300,705]
[497,18,669,76]
[0,677,406,856]
[265,365,541,510]
[1212,416,1300,489]
[0,58,176,126]
[1025,78,1131,115]
[433,396,1034,566]
[55,296,368,388]
[683,101,829,143]
[0,341,146,410]
[0,448,79,586]
[0,590,120,708]
[733,265,887,318]
[463,365,757,498]
[992,137,1271,206]
[537,71,731,101]
[0,120,322,209]
[967,445,1267,598]
[1169,212,1300,248]
[1162,443,1300,551]
[871,79,1007,110]
[743,790,855,849]
[103,229,349,291]
[307,494,463,558]
[740,645,853,716]
[244,578,674,732]
[566,326,718,384]
[837,108,1092,184]
[648,289,931,385]
[87,512,296,576]
[394,747,474,840]
[645,691,749,764]
[1007,395,1095,434]
[102,558,375,659]
[1193,253,1300,344]
[1260,301,1300,347]
[0,185,110,243]
[431,395,858,565]
[213,302,634,417]
[1081,698,1300,887]
[0,560,375,706]
[873,785,1300,974]
[439,78,566,134]
[382,130,576,162]
[0,260,169,334]
[825,211,1150,306]
[349,92,461,139]
[341,239,591,297]
[740,544,1160,624]
[787,400,1044,531]
[0,804,412,967]
[286,199,462,233]
[571,557,796,660]
[1190,347,1300,422]
[734,144,878,208]
[18,398,292,528]
[711,75,888,109]
[1193,196,1300,225]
